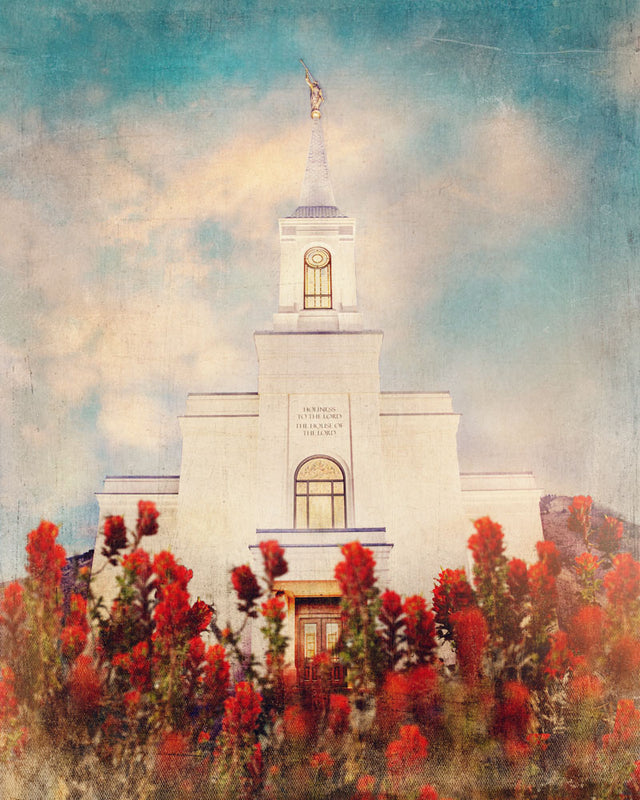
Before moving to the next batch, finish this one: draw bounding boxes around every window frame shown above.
[294,456,346,529]
[303,246,332,309]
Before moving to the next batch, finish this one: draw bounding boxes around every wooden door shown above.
[295,597,346,686]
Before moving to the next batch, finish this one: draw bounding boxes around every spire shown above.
[291,63,344,219]
[291,118,344,217]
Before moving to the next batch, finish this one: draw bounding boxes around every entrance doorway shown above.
[294,597,346,687]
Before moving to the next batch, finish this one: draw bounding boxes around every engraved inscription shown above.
[295,406,344,437]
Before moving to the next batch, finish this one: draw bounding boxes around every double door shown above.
[295,597,346,685]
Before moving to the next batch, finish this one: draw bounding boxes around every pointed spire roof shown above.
[290,118,346,218]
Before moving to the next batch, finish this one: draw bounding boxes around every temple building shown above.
[93,75,542,685]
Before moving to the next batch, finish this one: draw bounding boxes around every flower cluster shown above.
[386,724,428,774]
[432,568,475,643]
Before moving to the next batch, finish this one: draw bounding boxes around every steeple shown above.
[271,66,361,332]
[291,118,343,218]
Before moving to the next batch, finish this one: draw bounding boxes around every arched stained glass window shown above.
[294,456,346,529]
[304,247,332,309]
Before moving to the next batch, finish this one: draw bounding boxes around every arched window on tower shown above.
[294,456,346,529]
[304,247,332,309]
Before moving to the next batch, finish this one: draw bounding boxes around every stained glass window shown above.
[295,456,346,529]
[304,247,332,309]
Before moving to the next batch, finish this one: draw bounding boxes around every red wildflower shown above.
[418,787,439,800]
[310,751,334,778]
[61,624,88,661]
[356,774,375,793]
[403,595,437,664]
[67,592,90,632]
[187,599,213,636]
[432,568,475,642]
[328,693,351,734]
[26,520,66,595]
[468,517,505,575]
[260,595,286,623]
[377,671,411,733]
[154,581,192,647]
[379,589,404,668]
[123,689,141,716]
[153,550,192,591]
[603,699,640,749]
[386,724,428,774]
[0,666,18,721]
[201,643,230,713]
[543,630,577,680]
[527,561,557,624]
[0,581,27,637]
[101,515,128,562]
[122,548,153,583]
[568,495,592,545]
[604,552,640,610]
[68,655,102,714]
[536,540,562,576]
[136,500,159,540]
[569,673,605,704]
[527,732,550,751]
[608,636,640,687]
[381,589,403,618]
[283,703,310,741]
[506,558,529,601]
[451,606,488,685]
[493,681,531,743]
[231,565,262,615]
[575,551,600,577]
[597,516,624,557]
[407,665,440,725]
[568,604,605,660]
[156,730,189,782]
[628,761,640,800]
[334,541,376,601]
[114,640,152,693]
[220,681,262,743]
[198,731,211,744]
[246,741,263,787]
[259,540,288,584]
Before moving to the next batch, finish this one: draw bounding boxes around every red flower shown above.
[604,552,640,610]
[381,589,403,618]
[608,636,640,687]
[220,681,262,743]
[187,599,213,636]
[123,689,141,716]
[260,595,286,623]
[568,495,592,545]
[603,699,640,749]
[527,561,557,624]
[153,550,192,591]
[68,655,102,714]
[543,630,577,680]
[568,604,605,660]
[403,595,437,665]
[259,540,288,584]
[26,520,66,596]
[334,541,376,601]
[493,681,531,743]
[122,548,153,583]
[283,703,310,741]
[536,540,562,576]
[432,568,475,642]
[67,592,90,633]
[136,500,159,539]
[0,666,18,722]
[468,517,505,574]
[0,581,27,636]
[231,565,262,614]
[328,693,351,734]
[451,606,488,685]
[61,624,88,661]
[506,558,529,601]
[597,516,624,556]
[201,643,230,713]
[386,724,428,774]
[377,671,411,733]
[569,673,604,704]
[418,787,439,800]
[310,751,334,777]
[154,580,192,646]
[407,665,440,725]
[575,551,600,577]
[101,515,128,562]
[114,640,152,693]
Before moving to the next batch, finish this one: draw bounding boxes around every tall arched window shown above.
[304,247,332,309]
[294,456,346,529]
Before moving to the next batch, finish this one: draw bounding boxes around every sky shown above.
[0,0,638,579]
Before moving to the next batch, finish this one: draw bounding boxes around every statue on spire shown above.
[300,59,324,119]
